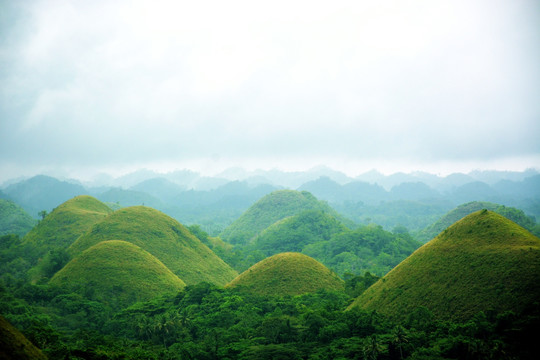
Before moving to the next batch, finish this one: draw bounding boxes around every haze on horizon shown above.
[1,0,539,183]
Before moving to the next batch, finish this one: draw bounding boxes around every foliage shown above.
[303,224,422,277]
[0,199,37,237]
[220,190,347,245]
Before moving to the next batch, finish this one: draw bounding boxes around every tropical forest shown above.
[1,169,539,359]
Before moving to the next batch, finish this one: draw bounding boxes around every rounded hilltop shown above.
[50,240,186,309]
[69,205,237,286]
[226,252,344,296]
[220,190,342,245]
[349,210,540,321]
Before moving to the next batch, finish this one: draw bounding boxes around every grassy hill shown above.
[69,206,238,286]
[220,190,344,244]
[252,209,348,256]
[21,196,113,281]
[50,240,186,309]
[349,210,540,321]
[0,315,47,360]
[417,201,536,242]
[23,195,113,251]
[226,252,344,296]
[0,199,37,237]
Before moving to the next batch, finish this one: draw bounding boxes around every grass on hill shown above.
[21,195,113,282]
[220,190,345,245]
[226,252,344,296]
[349,210,540,321]
[417,201,536,242]
[0,315,47,360]
[50,240,186,309]
[23,195,113,252]
[69,206,238,286]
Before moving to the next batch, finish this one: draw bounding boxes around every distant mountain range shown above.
[1,168,539,236]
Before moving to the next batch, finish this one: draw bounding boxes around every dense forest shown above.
[1,170,539,359]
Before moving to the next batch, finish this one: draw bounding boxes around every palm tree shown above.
[392,325,409,360]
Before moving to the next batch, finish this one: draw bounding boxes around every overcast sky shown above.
[1,0,539,181]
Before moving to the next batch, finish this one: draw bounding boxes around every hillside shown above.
[226,252,344,296]
[349,210,540,321]
[220,190,343,244]
[50,240,186,309]
[417,201,536,242]
[69,206,237,286]
[252,209,348,256]
[0,315,47,360]
[0,199,37,237]
[21,196,113,281]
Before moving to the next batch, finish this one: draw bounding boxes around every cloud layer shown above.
[1,0,539,179]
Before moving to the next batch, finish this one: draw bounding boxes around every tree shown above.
[38,210,48,221]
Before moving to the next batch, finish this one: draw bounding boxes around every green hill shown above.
[21,196,113,281]
[417,201,536,242]
[220,190,343,245]
[50,240,185,309]
[252,209,348,256]
[226,252,344,296]
[0,315,47,360]
[349,210,540,321]
[23,195,113,251]
[69,206,237,286]
[0,199,37,237]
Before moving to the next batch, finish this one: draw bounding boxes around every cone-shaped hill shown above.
[220,190,343,245]
[349,210,540,321]
[0,315,47,360]
[69,206,237,286]
[226,252,344,296]
[252,209,348,256]
[51,240,185,309]
[23,195,112,252]
[417,201,536,242]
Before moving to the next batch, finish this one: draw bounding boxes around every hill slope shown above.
[21,196,113,281]
[0,315,47,360]
[0,199,37,237]
[417,201,536,242]
[252,209,348,256]
[50,240,185,308]
[69,206,237,286]
[220,190,343,244]
[226,252,344,296]
[349,210,540,321]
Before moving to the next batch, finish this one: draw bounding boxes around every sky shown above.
[1,0,539,182]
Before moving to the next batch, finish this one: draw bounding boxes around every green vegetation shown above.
[50,240,185,309]
[350,210,540,321]
[302,224,421,277]
[0,315,47,360]
[0,199,37,237]
[417,201,537,242]
[220,190,345,245]
[69,206,237,286]
[21,196,113,282]
[253,209,348,255]
[226,252,345,296]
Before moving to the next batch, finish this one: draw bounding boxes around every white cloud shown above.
[1,0,539,179]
